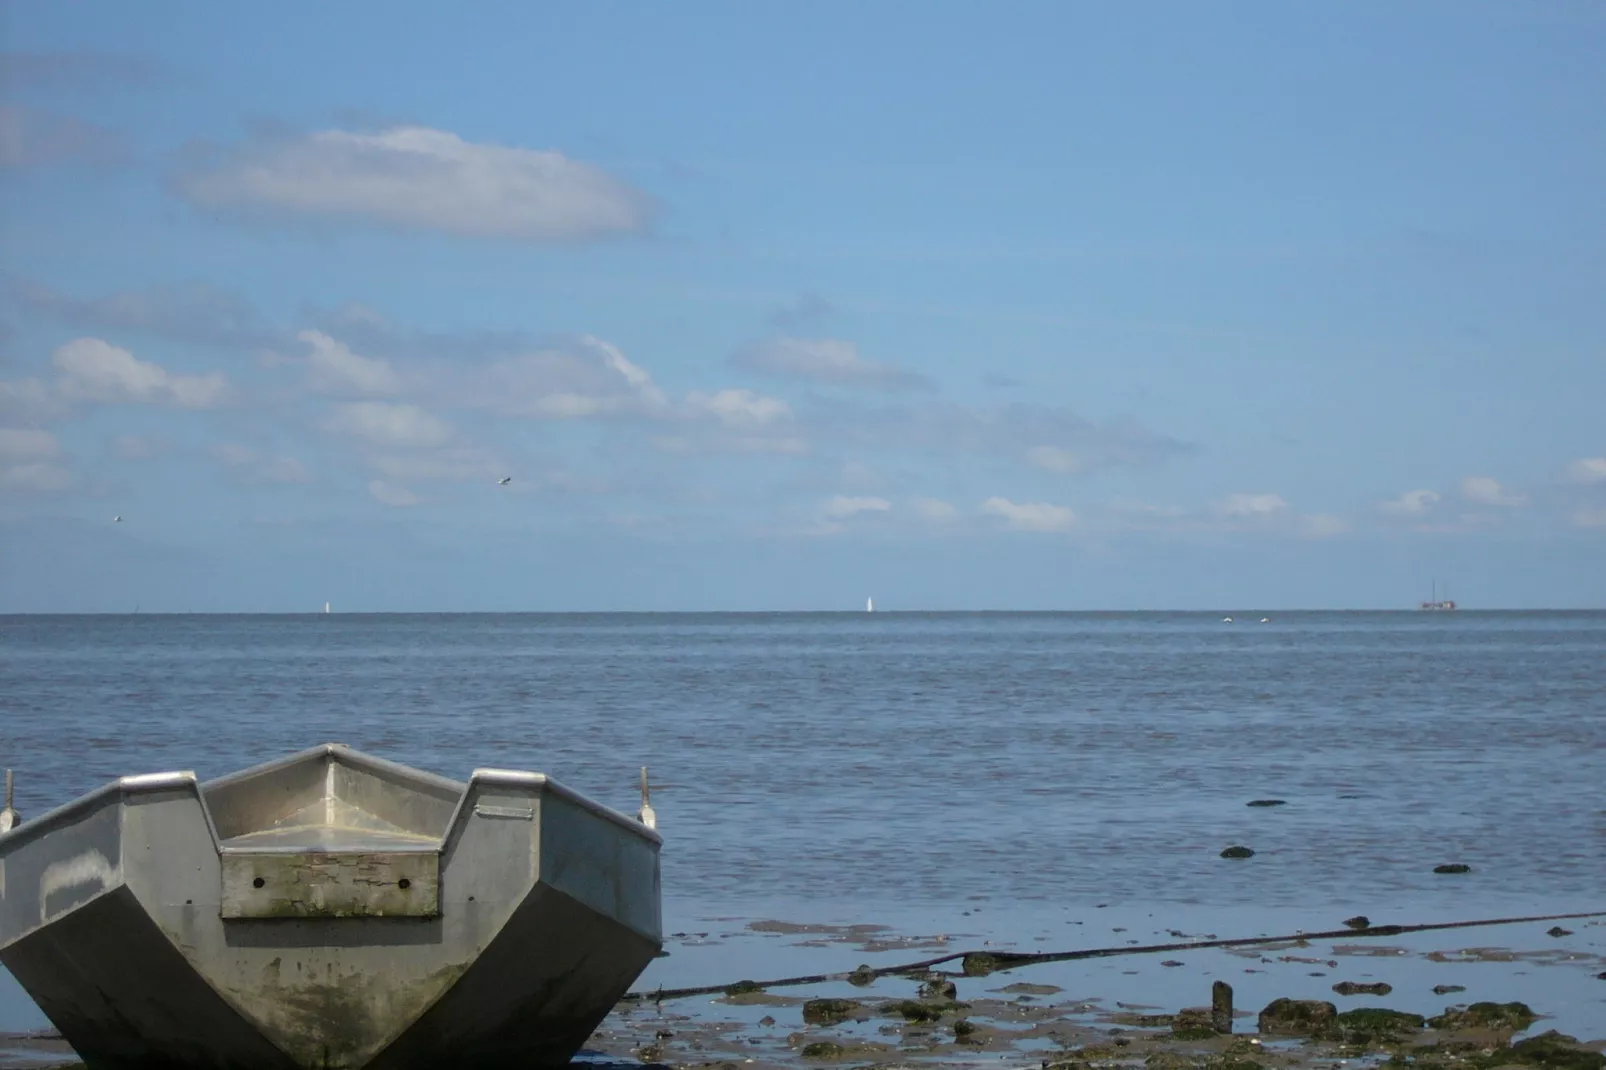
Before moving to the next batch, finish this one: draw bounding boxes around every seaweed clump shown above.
[1427,1001,1537,1033]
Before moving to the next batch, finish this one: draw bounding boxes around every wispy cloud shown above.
[210,443,309,486]
[175,125,657,242]
[0,106,128,169]
[1380,489,1441,516]
[325,401,452,449]
[0,428,70,492]
[733,336,929,391]
[982,496,1077,532]
[1214,492,1288,518]
[1026,445,1087,475]
[766,292,836,330]
[52,337,231,408]
[0,51,170,91]
[1574,507,1606,529]
[910,496,959,523]
[823,495,891,521]
[300,329,401,397]
[8,278,277,350]
[1566,457,1606,485]
[1460,475,1526,507]
[367,479,421,507]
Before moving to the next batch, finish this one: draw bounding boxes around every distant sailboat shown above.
[323,602,331,615]
[866,597,874,613]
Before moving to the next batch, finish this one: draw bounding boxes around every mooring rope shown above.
[622,908,1606,1003]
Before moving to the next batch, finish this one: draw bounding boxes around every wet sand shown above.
[3,910,1601,1069]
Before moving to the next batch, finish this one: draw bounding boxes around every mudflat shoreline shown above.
[8,909,1601,1070]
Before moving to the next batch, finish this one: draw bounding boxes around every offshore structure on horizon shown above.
[1420,580,1457,611]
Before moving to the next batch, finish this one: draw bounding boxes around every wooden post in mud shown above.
[1211,980,1232,1034]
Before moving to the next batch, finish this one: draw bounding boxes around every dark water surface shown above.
[3,611,1604,1032]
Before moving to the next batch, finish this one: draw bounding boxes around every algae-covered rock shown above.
[1427,1001,1537,1033]
[1433,984,1467,995]
[962,952,999,977]
[724,979,764,996]
[1333,1007,1425,1044]
[953,1018,978,1043]
[1258,997,1337,1036]
[1221,845,1255,859]
[1433,863,1471,874]
[802,998,863,1026]
[800,1041,845,1059]
[1333,981,1393,996]
[1343,915,1372,930]
[1547,926,1573,937]
[1510,1030,1606,1070]
[883,999,945,1022]
[920,978,958,1000]
[847,964,876,986]
[1173,1006,1218,1039]
[1145,1053,1196,1070]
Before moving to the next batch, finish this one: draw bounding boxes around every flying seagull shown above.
[113,515,123,523]
[497,477,512,486]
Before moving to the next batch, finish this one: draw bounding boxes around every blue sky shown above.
[1,1,1602,610]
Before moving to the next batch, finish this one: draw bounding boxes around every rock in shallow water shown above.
[1246,799,1286,807]
[1332,981,1392,996]
[802,999,863,1026]
[1220,845,1255,859]
[1433,863,1471,874]
[1427,1001,1536,1032]
[1510,1030,1606,1070]
[1343,915,1371,930]
[1432,984,1467,995]
[1258,998,1336,1035]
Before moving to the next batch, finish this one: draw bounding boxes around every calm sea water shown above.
[3,611,1605,1031]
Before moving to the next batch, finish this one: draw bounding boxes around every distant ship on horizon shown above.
[1420,580,1457,611]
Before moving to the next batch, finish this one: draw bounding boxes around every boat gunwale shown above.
[0,748,662,854]
[0,771,200,851]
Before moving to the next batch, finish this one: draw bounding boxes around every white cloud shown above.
[982,496,1077,532]
[1460,475,1526,507]
[685,388,792,427]
[1566,457,1606,485]
[1026,445,1087,475]
[300,330,399,396]
[910,496,959,523]
[1574,507,1606,529]
[0,461,72,492]
[366,446,504,484]
[325,401,452,449]
[1300,513,1349,538]
[52,337,230,408]
[0,428,59,461]
[368,479,420,507]
[210,443,310,485]
[733,337,927,391]
[176,125,655,242]
[469,335,667,418]
[0,378,63,422]
[823,495,891,520]
[0,105,127,169]
[1216,492,1289,518]
[111,434,173,460]
[1380,489,1440,516]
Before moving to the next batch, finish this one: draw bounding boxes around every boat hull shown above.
[0,746,662,1069]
